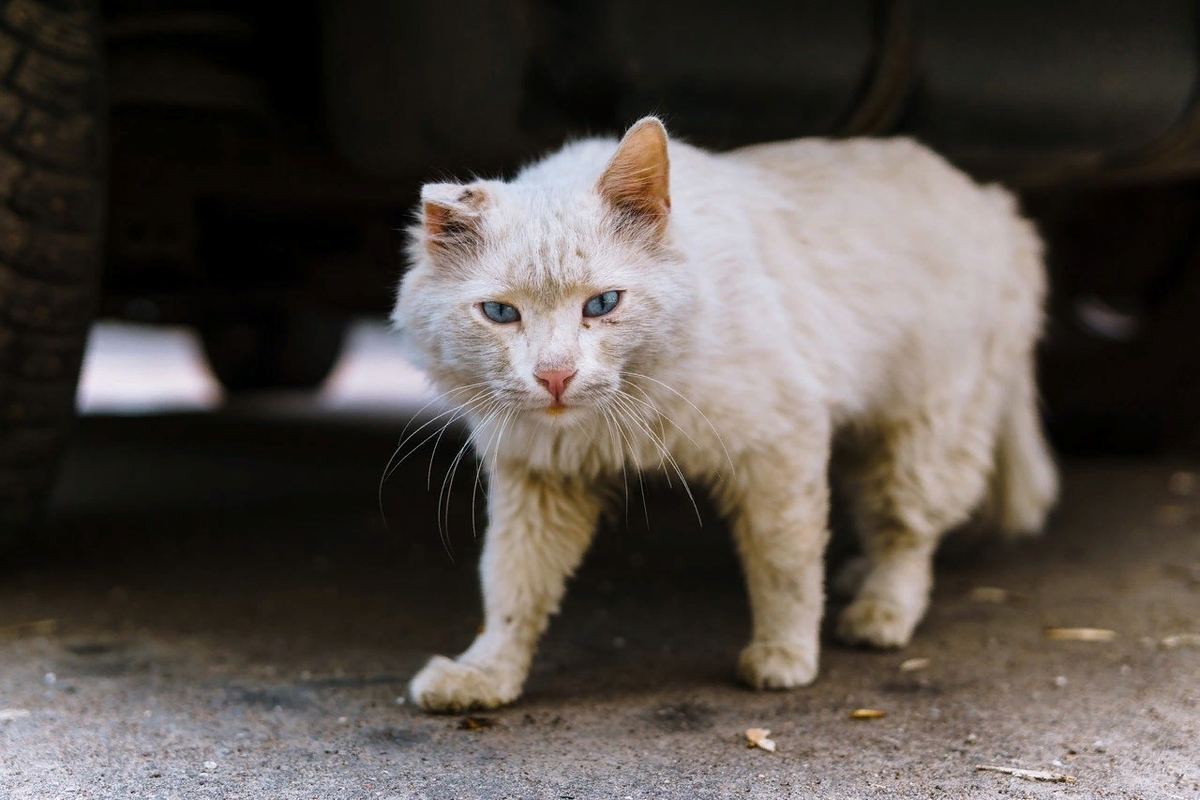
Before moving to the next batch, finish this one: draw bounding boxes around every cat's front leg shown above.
[723,434,832,690]
[409,463,602,712]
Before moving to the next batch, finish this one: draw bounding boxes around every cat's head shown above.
[393,117,693,426]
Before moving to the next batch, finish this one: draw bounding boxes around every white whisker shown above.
[378,388,494,533]
[377,382,489,531]
[622,370,736,477]
[471,407,515,540]
[617,386,702,454]
[601,409,629,524]
[609,391,702,526]
[427,393,502,490]
[438,402,507,557]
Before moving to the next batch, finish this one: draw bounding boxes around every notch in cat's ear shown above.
[419,183,488,252]
[597,117,671,236]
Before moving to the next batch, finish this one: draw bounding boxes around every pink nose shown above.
[534,367,577,403]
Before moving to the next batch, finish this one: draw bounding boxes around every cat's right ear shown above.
[418,183,487,253]
[597,117,671,238]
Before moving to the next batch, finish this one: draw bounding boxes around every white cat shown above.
[393,117,1058,712]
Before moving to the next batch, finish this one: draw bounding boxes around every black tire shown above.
[200,306,347,393]
[0,0,105,545]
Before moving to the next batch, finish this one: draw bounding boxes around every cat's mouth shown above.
[538,399,586,420]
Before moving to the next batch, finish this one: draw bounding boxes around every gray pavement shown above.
[2,408,1199,799]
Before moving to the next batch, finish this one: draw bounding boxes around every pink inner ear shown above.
[422,200,477,246]
[420,183,489,247]
[422,200,455,239]
[597,120,671,230]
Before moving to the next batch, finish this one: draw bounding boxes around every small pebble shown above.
[394,696,406,706]
[1092,740,1107,753]
[338,716,349,724]
[612,636,626,649]
[43,672,56,686]
[1053,675,1068,688]
[203,761,217,770]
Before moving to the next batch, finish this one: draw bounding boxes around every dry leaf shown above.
[744,728,776,752]
[1044,627,1116,642]
[970,587,1010,604]
[976,765,1076,783]
[899,658,930,672]
[458,716,495,731]
[849,709,886,720]
[1161,633,1200,649]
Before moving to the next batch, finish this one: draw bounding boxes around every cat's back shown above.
[670,134,1046,415]
[723,136,969,198]
[704,135,1041,303]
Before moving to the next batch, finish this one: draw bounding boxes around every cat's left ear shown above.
[597,117,670,237]
[419,183,488,253]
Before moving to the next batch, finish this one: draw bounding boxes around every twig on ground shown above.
[976,765,1076,783]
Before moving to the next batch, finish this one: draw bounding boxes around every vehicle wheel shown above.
[0,0,105,546]
[200,306,347,392]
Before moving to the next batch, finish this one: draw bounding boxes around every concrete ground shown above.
[2,356,1200,797]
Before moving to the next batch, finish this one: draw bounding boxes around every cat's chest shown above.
[478,412,722,482]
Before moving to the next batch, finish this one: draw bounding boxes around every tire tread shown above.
[0,0,101,549]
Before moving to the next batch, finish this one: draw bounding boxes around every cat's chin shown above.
[528,404,590,425]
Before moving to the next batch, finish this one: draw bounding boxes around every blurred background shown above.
[3,0,1200,572]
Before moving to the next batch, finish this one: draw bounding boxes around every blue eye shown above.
[480,301,520,324]
[583,290,621,318]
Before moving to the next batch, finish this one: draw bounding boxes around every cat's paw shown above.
[408,655,519,712]
[836,596,918,648]
[737,641,818,690]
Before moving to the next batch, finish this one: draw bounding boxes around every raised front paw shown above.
[408,655,520,712]
[836,596,919,648]
[737,641,818,690]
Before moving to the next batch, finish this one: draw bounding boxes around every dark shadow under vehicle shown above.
[4,0,1200,545]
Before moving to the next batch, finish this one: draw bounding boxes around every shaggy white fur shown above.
[393,117,1058,712]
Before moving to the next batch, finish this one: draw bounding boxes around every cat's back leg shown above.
[835,374,1008,648]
